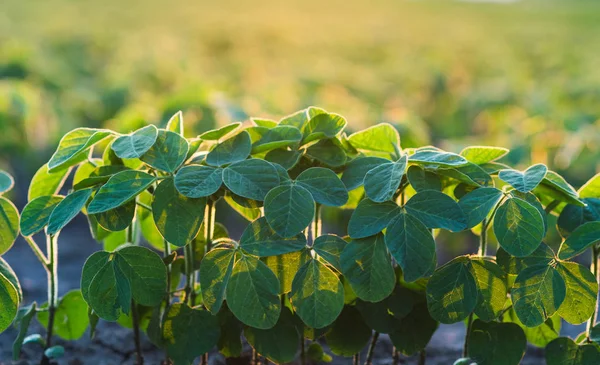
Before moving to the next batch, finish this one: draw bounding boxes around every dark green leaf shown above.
[313,234,346,271]
[496,244,554,275]
[409,150,468,167]
[264,183,314,237]
[140,130,189,173]
[296,167,348,206]
[348,199,400,238]
[325,306,372,356]
[252,125,302,154]
[174,165,223,198]
[44,346,65,359]
[111,125,158,159]
[493,197,545,257]
[535,170,584,207]
[73,165,130,191]
[557,198,600,238]
[264,149,302,170]
[12,303,36,361]
[200,123,242,140]
[240,217,307,257]
[545,337,600,365]
[222,159,280,201]
[558,222,600,260]
[458,187,503,229]
[217,308,243,357]
[0,170,14,194]
[434,162,493,187]
[341,156,388,190]
[87,170,156,214]
[207,131,252,166]
[199,248,236,314]
[47,189,93,235]
[467,320,526,365]
[263,250,310,294]
[499,164,547,193]
[407,165,442,192]
[364,155,407,202]
[48,128,113,171]
[389,302,438,356]
[502,308,561,347]
[92,201,135,232]
[302,113,346,145]
[405,190,467,232]
[306,138,347,167]
[244,308,299,364]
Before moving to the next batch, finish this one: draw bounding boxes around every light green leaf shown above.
[166,111,184,135]
[207,131,252,166]
[405,190,467,232]
[0,258,21,302]
[460,146,509,165]
[499,164,547,193]
[385,212,436,282]
[240,217,307,257]
[290,259,344,328]
[340,234,396,302]
[409,150,468,167]
[493,197,545,257]
[347,123,400,158]
[364,155,407,202]
[252,117,277,128]
[224,193,261,221]
[252,125,302,154]
[199,248,236,314]
[48,128,113,171]
[244,308,299,364]
[47,189,93,235]
[0,197,19,255]
[512,265,566,327]
[0,170,14,194]
[111,125,158,159]
[92,201,135,232]
[222,159,280,201]
[175,165,223,198]
[163,303,220,365]
[389,302,438,356]
[87,171,156,214]
[458,187,503,229]
[0,270,19,333]
[279,109,309,129]
[579,173,600,199]
[37,290,89,340]
[73,165,130,191]
[263,250,310,294]
[341,156,388,190]
[536,170,584,207]
[264,184,314,238]
[296,167,348,206]
[226,254,281,329]
[313,234,346,272]
[467,259,507,322]
[301,113,347,145]
[140,130,189,173]
[325,306,372,356]
[556,262,597,325]
[28,163,73,201]
[558,222,600,260]
[496,244,554,275]
[348,199,400,238]
[426,257,477,323]
[467,320,526,365]
[200,123,242,141]
[264,149,302,170]
[545,337,600,365]
[434,162,492,187]
[306,138,347,167]
[406,165,442,192]
[152,178,206,247]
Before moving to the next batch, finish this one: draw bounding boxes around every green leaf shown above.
[264,148,302,170]
[385,212,436,282]
[499,164,547,193]
[496,244,554,275]
[252,125,302,154]
[82,246,167,321]
[296,167,348,206]
[364,155,407,202]
[174,165,223,198]
[467,320,526,365]
[199,123,241,140]
[557,198,600,237]
[166,111,184,135]
[579,173,600,199]
[240,217,307,257]
[406,165,442,192]
[140,130,189,173]
[467,259,507,322]
[290,259,344,328]
[405,190,467,232]
[545,337,600,365]
[340,234,396,302]
[199,248,236,314]
[512,265,566,327]
[302,113,347,145]
[511,191,548,235]
[347,123,400,158]
[226,254,281,329]
[152,178,206,247]
[458,187,503,229]
[264,183,314,238]
[111,125,158,159]
[28,163,73,201]
[12,303,36,361]
[556,261,598,325]
[306,138,347,167]
[434,162,492,187]
[493,197,545,257]
[44,346,65,360]
[0,170,14,194]
[502,308,561,347]
[460,146,509,165]
[47,189,93,235]
[73,165,130,191]
[92,201,135,232]
[87,171,156,214]
[325,306,372,356]
[348,199,400,238]
[558,222,600,260]
[409,150,468,167]
[263,250,310,294]
[222,159,280,201]
[536,170,584,207]
[224,193,261,221]
[37,290,89,340]
[217,308,243,357]
[313,234,346,272]
[0,197,18,255]
[252,118,277,128]
[207,131,252,166]
[426,257,477,323]
[244,308,299,364]
[48,128,113,171]
[341,156,388,190]
[0,270,19,332]
[389,302,438,356]
[0,258,21,302]
[279,109,309,129]
[163,303,220,365]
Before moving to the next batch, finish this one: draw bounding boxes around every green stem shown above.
[587,245,599,340]
[353,353,360,365]
[184,242,194,305]
[300,338,306,365]
[42,233,58,365]
[164,239,172,304]
[364,332,380,365]
[204,200,216,252]
[463,313,474,357]
[545,200,560,215]
[392,347,400,365]
[478,218,488,256]
[418,350,426,365]
[312,203,322,242]
[131,301,144,365]
[24,236,49,268]
[136,201,153,212]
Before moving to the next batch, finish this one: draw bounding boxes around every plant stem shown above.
[544,200,560,215]
[184,242,194,305]
[463,313,474,357]
[131,301,144,365]
[41,233,58,365]
[478,218,488,257]
[312,203,322,243]
[586,245,599,340]
[194,200,216,306]
[364,332,379,365]
[392,347,400,365]
[300,338,306,365]
[24,236,49,268]
[418,350,426,365]
[252,349,259,365]
[353,353,360,365]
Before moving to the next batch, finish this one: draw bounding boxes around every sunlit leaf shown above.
[460,146,509,165]
[301,113,346,145]
[347,123,400,158]
[47,189,93,235]
[207,131,252,166]
[111,125,158,159]
[252,125,302,154]
[199,248,236,314]
[496,244,554,275]
[493,197,545,257]
[87,171,156,214]
[0,270,19,333]
[468,259,507,322]
[579,173,600,199]
[37,290,89,340]
[313,234,346,272]
[48,128,113,171]
[140,130,189,173]
[240,217,307,257]
[174,165,223,198]
[409,150,468,167]
[458,187,503,229]
[556,262,597,325]
[499,164,547,193]
[28,163,73,201]
[199,123,241,140]
[558,222,600,260]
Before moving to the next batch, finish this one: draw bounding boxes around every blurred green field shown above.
[1,0,600,187]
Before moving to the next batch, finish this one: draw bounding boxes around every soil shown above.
[0,215,580,365]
